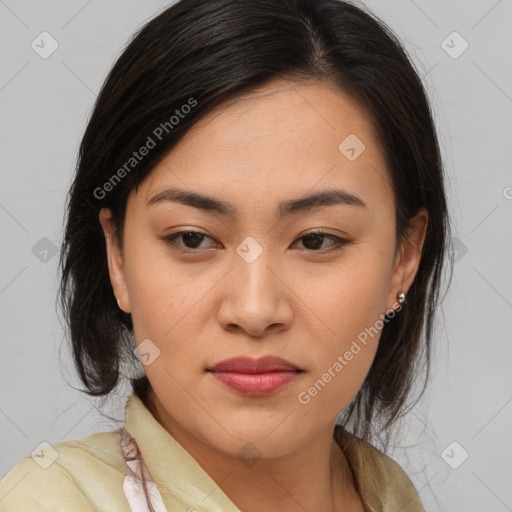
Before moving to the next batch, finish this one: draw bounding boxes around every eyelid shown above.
[292,229,352,253]
[160,230,216,253]
[160,228,352,255]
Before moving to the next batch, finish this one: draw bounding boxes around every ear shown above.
[386,207,428,311]
[98,208,131,313]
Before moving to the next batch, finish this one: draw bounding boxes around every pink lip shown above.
[207,356,302,397]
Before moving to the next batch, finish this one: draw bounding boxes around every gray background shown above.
[1,0,511,510]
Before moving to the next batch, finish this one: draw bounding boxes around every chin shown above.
[193,416,308,460]
[214,431,299,461]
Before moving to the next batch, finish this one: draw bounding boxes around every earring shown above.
[397,290,406,304]
[116,298,122,309]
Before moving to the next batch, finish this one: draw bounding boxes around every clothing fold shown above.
[0,392,426,511]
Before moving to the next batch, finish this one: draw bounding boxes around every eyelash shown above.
[160,229,352,255]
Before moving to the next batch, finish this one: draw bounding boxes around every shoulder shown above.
[335,426,426,512]
[0,430,127,512]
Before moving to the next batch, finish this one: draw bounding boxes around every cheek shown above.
[295,344,377,427]
[295,250,391,409]
[302,246,392,342]
[296,290,382,420]
[123,240,231,391]
[124,239,206,337]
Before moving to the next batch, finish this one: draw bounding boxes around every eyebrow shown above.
[146,187,366,218]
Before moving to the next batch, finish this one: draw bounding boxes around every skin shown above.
[99,78,428,512]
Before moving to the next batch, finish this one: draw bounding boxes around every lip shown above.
[208,356,300,373]
[207,356,303,397]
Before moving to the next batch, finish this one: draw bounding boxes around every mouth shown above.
[206,356,304,397]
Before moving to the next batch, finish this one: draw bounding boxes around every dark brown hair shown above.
[58,0,453,446]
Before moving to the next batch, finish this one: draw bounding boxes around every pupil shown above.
[183,232,203,248]
[304,234,323,250]
[180,233,326,250]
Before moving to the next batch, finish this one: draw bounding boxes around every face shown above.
[100,79,427,459]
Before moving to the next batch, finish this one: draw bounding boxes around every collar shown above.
[124,393,240,512]
[124,393,384,512]
[334,425,385,512]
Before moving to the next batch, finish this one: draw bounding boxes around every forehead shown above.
[172,78,382,155]
[135,79,393,216]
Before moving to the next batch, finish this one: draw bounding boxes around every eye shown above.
[161,231,217,252]
[292,229,351,253]
[160,229,351,254]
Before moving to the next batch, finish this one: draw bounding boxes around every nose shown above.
[216,245,293,338]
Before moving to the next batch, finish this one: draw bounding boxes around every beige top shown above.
[0,393,425,511]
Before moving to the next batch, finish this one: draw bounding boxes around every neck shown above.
[144,387,362,512]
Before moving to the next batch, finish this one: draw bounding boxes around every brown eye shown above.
[294,230,351,252]
[160,229,351,254]
[301,233,326,250]
[179,232,206,249]
[162,231,215,251]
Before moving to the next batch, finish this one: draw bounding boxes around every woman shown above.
[0,0,452,510]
